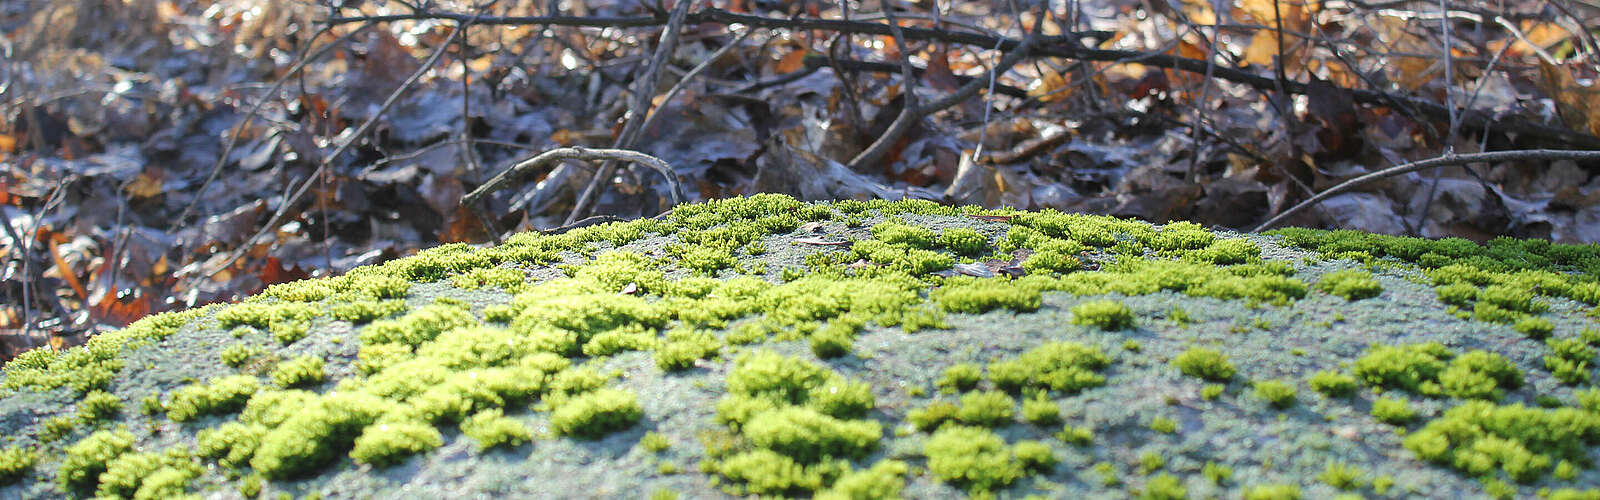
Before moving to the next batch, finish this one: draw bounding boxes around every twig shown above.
[634,28,755,146]
[564,0,692,224]
[324,7,1600,149]
[461,147,686,232]
[1252,149,1600,232]
[850,0,921,172]
[196,23,463,282]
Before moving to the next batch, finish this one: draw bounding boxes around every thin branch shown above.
[1252,149,1600,232]
[461,147,685,220]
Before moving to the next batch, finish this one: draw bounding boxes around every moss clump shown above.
[719,351,874,423]
[219,344,263,368]
[58,428,136,492]
[167,375,261,422]
[1253,380,1297,409]
[1436,282,1478,306]
[550,388,642,439]
[1150,416,1178,434]
[1069,299,1135,330]
[328,299,407,323]
[937,363,983,393]
[270,355,326,388]
[1171,348,1236,382]
[1308,370,1358,398]
[1370,396,1415,425]
[987,341,1111,394]
[938,228,989,256]
[96,449,202,499]
[933,276,1042,313]
[361,303,479,347]
[1405,401,1600,482]
[870,220,935,249]
[816,460,908,500]
[0,446,36,485]
[1021,396,1061,426]
[1545,337,1597,385]
[955,391,1016,427]
[1353,343,1523,400]
[460,409,533,450]
[1243,483,1302,500]
[250,392,393,479]
[1513,316,1555,339]
[923,425,1025,494]
[78,390,123,423]
[908,402,960,432]
[742,407,881,463]
[350,420,444,467]
[1142,473,1187,500]
[1318,461,1366,490]
[1316,270,1383,300]
[196,422,267,469]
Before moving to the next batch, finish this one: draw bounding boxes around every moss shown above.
[711,449,831,496]
[815,460,908,500]
[196,422,267,468]
[1202,461,1232,484]
[1242,483,1302,500]
[1316,269,1383,300]
[1201,384,1225,400]
[1253,380,1297,409]
[933,276,1042,313]
[1514,316,1555,339]
[0,446,35,485]
[742,407,881,463]
[1092,462,1121,486]
[938,228,989,256]
[328,299,407,323]
[908,402,960,432]
[955,391,1016,427]
[639,431,671,453]
[220,344,263,368]
[1404,401,1600,482]
[1141,473,1187,500]
[1171,348,1236,382]
[78,390,123,422]
[923,425,1024,494]
[1370,396,1415,425]
[267,355,324,388]
[1317,461,1366,490]
[58,427,136,492]
[988,341,1110,394]
[250,392,393,479]
[167,375,261,422]
[1139,451,1165,474]
[870,220,935,249]
[362,303,480,347]
[1013,440,1057,472]
[1353,343,1522,400]
[1070,299,1135,330]
[937,363,983,393]
[656,328,722,371]
[1021,396,1061,426]
[1545,337,1597,385]
[1149,416,1178,434]
[1056,424,1093,446]
[39,415,78,443]
[349,420,443,467]
[1308,370,1358,398]
[550,388,642,439]
[96,448,202,499]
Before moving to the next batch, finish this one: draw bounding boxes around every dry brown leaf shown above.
[1536,61,1600,137]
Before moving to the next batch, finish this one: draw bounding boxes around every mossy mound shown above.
[2,194,1599,499]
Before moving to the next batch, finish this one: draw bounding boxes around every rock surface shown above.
[1,194,1598,499]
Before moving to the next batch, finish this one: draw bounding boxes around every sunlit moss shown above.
[1171,348,1236,382]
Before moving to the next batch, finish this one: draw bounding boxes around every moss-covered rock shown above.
[2,194,1599,498]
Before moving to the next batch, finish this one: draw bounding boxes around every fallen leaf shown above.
[794,237,851,246]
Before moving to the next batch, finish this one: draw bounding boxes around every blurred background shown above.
[2,0,1598,358]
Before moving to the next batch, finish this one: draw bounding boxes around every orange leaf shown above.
[774,48,809,75]
[1536,61,1600,137]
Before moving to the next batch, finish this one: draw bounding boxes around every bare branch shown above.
[461,147,686,230]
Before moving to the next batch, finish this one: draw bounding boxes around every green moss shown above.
[58,427,136,492]
[1253,380,1297,409]
[1201,384,1225,400]
[1013,440,1057,472]
[250,392,393,479]
[78,390,122,423]
[1202,461,1232,484]
[937,363,983,393]
[1318,461,1366,490]
[1545,337,1597,385]
[167,375,260,422]
[97,449,201,499]
[1404,401,1600,482]
[39,415,77,443]
[362,304,480,347]
[923,425,1024,494]
[1353,343,1522,400]
[550,388,642,439]
[908,402,960,432]
[938,228,989,256]
[870,220,935,249]
[1141,473,1187,500]
[1021,396,1061,426]
[988,341,1110,393]
[743,407,881,462]
[656,328,722,371]
[711,449,831,496]
[1149,416,1178,434]
[1242,483,1302,500]
[933,276,1042,313]
[1093,462,1121,487]
[639,431,671,453]
[1171,348,1235,382]
[350,420,443,467]
[0,446,35,485]
[1308,370,1358,398]
[816,460,908,500]
[1370,396,1415,425]
[269,355,325,388]
[1139,451,1165,474]
[458,409,533,451]
[1316,269,1383,300]
[955,391,1016,427]
[1514,316,1555,339]
[196,422,266,468]
[1070,299,1135,330]
[220,344,263,368]
[328,299,407,323]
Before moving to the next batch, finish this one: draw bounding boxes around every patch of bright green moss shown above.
[1545,337,1597,385]
[58,427,136,492]
[1353,343,1523,400]
[270,355,326,388]
[815,459,908,500]
[0,446,35,485]
[988,341,1110,394]
[549,388,642,439]
[923,425,1025,494]
[1172,348,1236,382]
[1316,269,1383,300]
[1370,396,1415,425]
[1253,380,1297,409]
[350,420,444,467]
[742,407,881,463]
[955,391,1016,427]
[1070,299,1135,330]
[167,375,260,422]
[937,363,983,393]
[1404,400,1600,482]
[1308,370,1358,398]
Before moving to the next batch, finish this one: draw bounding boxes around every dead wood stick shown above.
[1251,149,1600,233]
[461,147,685,226]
